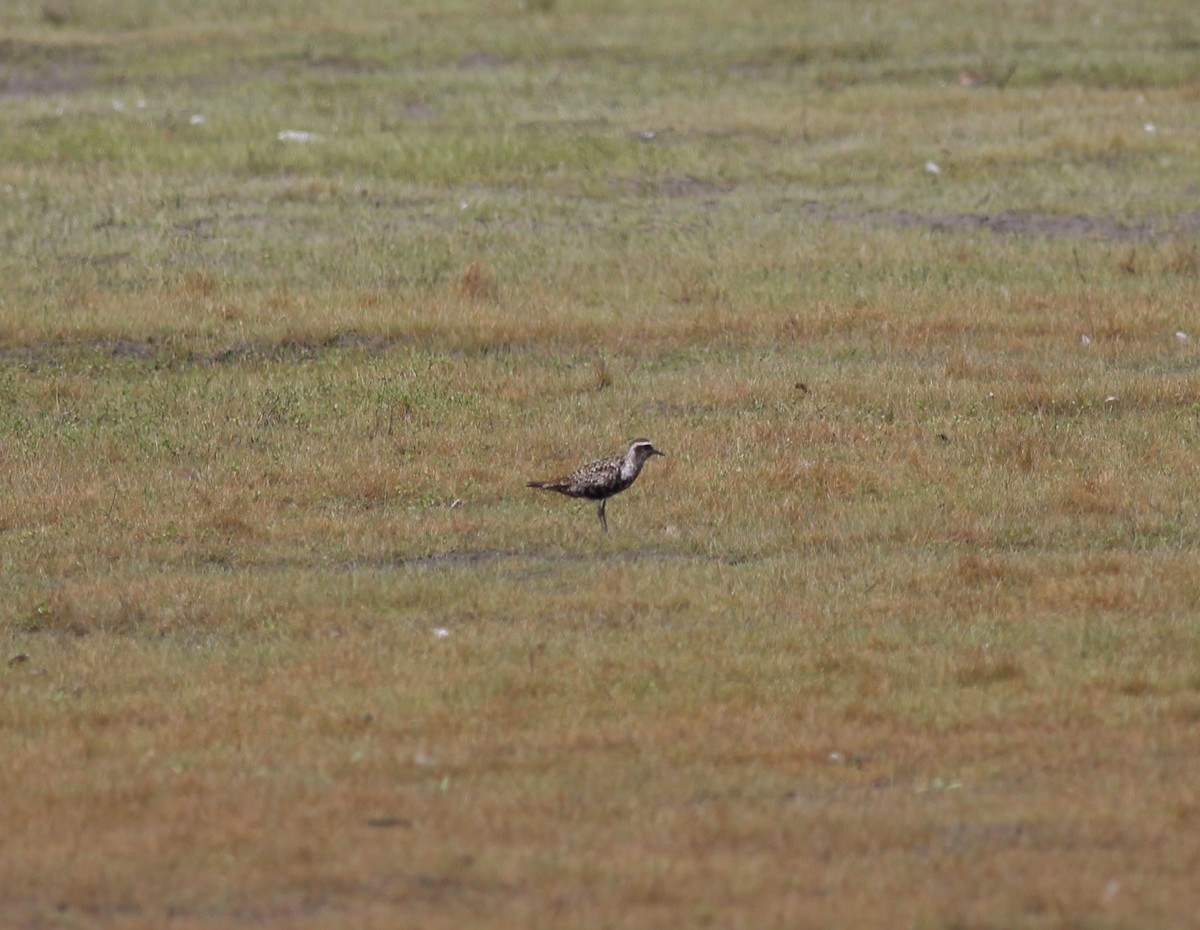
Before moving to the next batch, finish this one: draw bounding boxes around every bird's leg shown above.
[598,499,608,534]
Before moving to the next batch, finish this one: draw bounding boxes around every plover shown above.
[527,438,665,533]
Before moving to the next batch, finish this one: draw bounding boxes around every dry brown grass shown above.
[5,625,1200,928]
[4,0,1200,926]
[5,326,1200,927]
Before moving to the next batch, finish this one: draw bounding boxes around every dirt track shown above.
[843,205,1200,241]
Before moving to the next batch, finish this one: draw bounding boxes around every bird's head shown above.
[628,438,665,462]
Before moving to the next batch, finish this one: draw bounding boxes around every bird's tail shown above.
[527,481,551,489]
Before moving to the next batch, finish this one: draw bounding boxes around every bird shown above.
[527,438,665,533]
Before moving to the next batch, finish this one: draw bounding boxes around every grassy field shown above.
[3,1,1200,927]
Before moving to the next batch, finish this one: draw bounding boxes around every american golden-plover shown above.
[527,438,665,533]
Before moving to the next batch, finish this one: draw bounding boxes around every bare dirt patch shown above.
[806,202,1200,242]
[352,548,734,571]
[0,332,402,370]
[0,38,102,97]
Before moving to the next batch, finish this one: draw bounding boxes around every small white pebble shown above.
[459,201,470,210]
[189,114,205,125]
[924,160,941,175]
[638,130,657,140]
[1175,331,1188,342]
[1144,122,1157,133]
[277,129,322,142]
[433,627,450,639]
[1080,334,1092,346]
[828,752,842,762]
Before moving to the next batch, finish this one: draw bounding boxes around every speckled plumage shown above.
[528,439,665,533]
